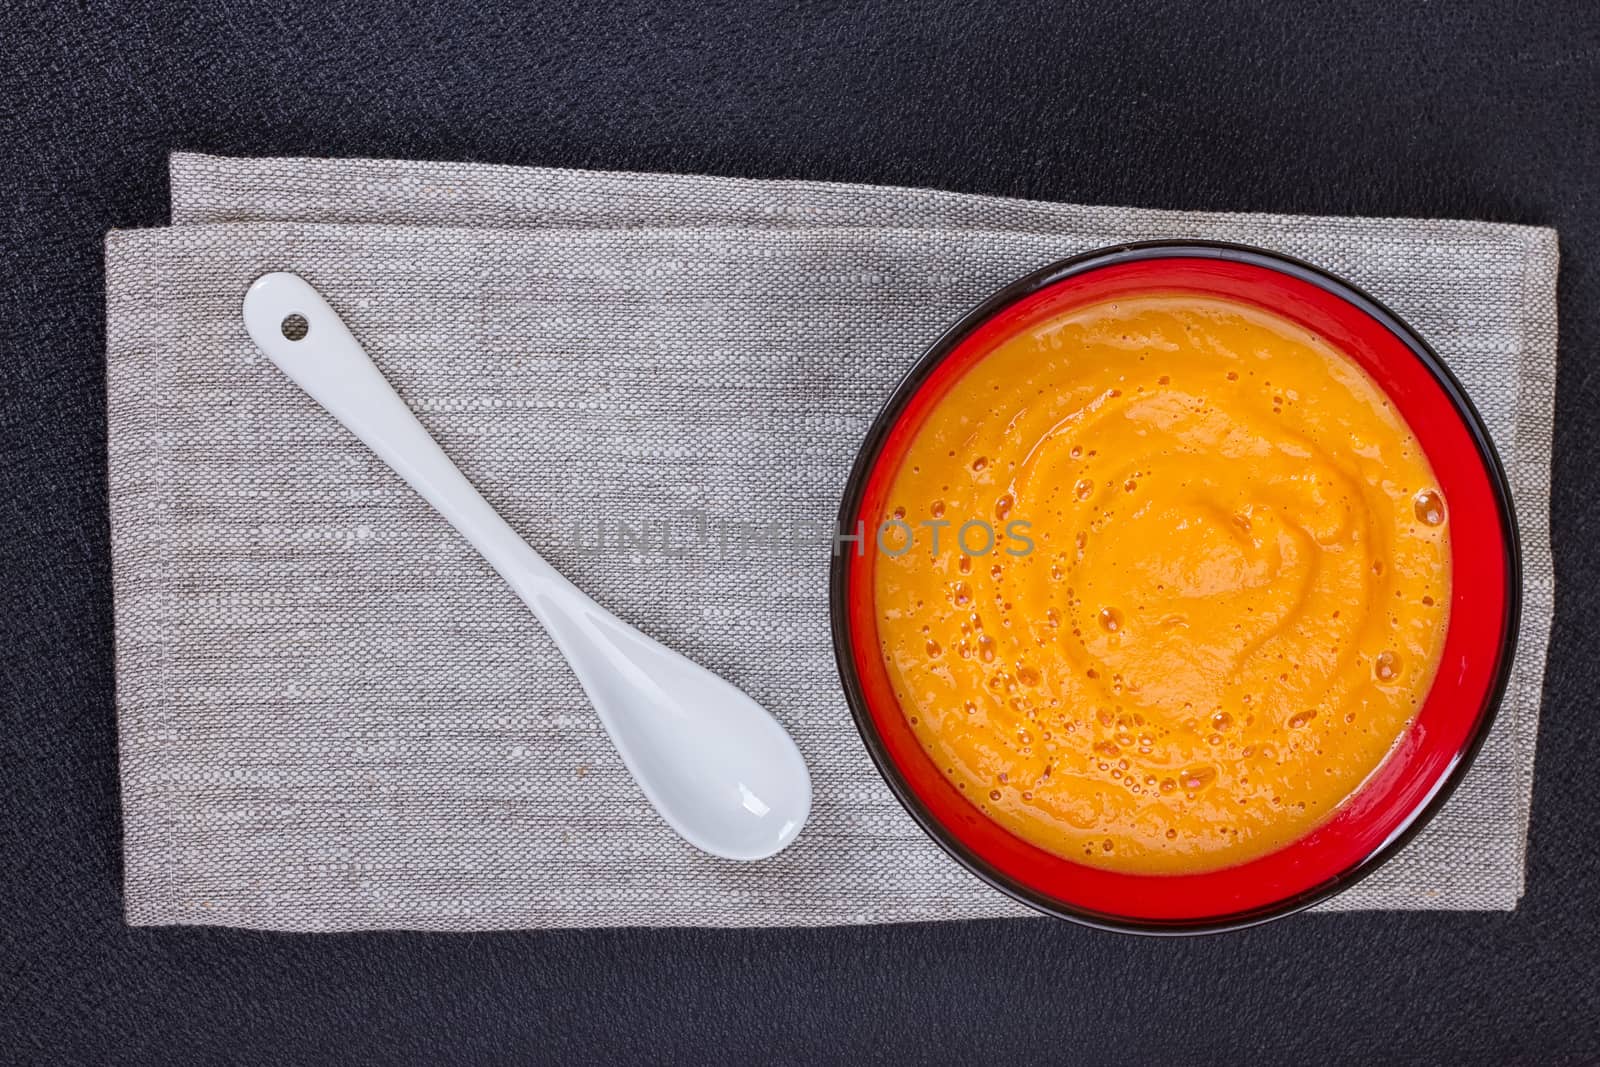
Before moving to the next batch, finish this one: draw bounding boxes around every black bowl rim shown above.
[827,239,1523,936]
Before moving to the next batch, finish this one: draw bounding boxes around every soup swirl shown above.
[873,294,1450,873]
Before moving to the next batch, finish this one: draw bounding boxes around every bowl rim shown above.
[828,239,1522,935]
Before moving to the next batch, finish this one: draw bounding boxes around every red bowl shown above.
[829,242,1520,934]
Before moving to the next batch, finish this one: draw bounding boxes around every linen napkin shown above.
[103,152,1557,930]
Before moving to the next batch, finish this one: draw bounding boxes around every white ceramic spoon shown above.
[242,272,810,861]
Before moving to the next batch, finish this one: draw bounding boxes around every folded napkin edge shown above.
[164,150,1560,247]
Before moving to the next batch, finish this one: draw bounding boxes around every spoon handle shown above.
[242,272,572,609]
[240,273,661,684]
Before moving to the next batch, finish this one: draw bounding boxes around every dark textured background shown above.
[4,1,1598,1063]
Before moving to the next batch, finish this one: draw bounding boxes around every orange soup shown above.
[873,294,1451,874]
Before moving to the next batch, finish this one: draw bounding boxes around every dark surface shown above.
[3,1,1597,1063]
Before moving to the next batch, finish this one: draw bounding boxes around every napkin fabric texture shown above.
[103,152,1557,930]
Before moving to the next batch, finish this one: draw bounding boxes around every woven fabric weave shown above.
[102,153,1556,930]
